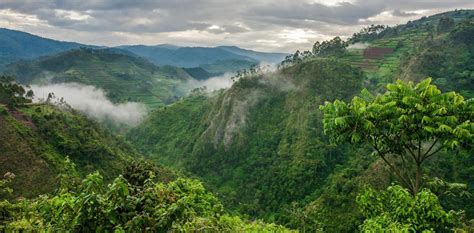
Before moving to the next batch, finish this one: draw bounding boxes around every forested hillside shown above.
[0,77,291,232]
[0,78,137,197]
[4,48,193,108]
[128,11,474,231]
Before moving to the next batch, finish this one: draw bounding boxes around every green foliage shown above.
[0,76,33,108]
[0,170,292,232]
[349,24,394,43]
[312,36,348,57]
[26,105,135,180]
[357,185,457,232]
[128,59,365,226]
[451,19,474,44]
[400,18,474,98]
[122,160,177,186]
[320,78,473,194]
[437,16,456,34]
[3,10,474,232]
[0,103,138,198]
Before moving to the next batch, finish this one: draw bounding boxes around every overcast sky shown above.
[0,1,473,53]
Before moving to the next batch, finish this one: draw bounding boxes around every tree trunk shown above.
[414,162,421,195]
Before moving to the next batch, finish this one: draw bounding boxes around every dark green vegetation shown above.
[128,10,474,231]
[0,79,290,231]
[4,48,193,108]
[0,78,138,197]
[199,59,258,75]
[0,76,33,107]
[128,59,367,223]
[357,185,462,231]
[0,162,292,232]
[183,67,216,80]
[400,17,474,98]
[118,44,286,69]
[0,28,92,70]
[0,103,138,197]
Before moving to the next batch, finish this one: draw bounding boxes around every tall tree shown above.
[312,37,348,57]
[320,78,473,195]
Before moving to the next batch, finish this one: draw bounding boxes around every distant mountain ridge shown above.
[0,28,96,69]
[116,44,287,68]
[0,28,287,74]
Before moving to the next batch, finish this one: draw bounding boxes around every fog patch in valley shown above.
[186,62,279,93]
[186,73,235,92]
[30,83,147,126]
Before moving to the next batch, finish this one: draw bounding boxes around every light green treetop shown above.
[320,78,473,195]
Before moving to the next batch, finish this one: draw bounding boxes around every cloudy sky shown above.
[0,0,473,52]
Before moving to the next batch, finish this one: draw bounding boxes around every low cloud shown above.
[186,62,279,93]
[347,42,370,49]
[187,73,235,92]
[30,83,147,126]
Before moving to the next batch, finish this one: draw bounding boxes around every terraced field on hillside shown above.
[339,30,429,87]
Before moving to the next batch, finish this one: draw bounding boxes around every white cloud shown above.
[347,42,370,49]
[30,83,147,126]
[54,9,91,21]
[187,73,235,92]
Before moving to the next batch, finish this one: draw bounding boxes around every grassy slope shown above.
[4,48,192,109]
[0,104,136,198]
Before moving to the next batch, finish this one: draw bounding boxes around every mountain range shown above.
[0,28,286,72]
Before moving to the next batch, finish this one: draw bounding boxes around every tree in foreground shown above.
[320,78,473,195]
[0,163,294,232]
